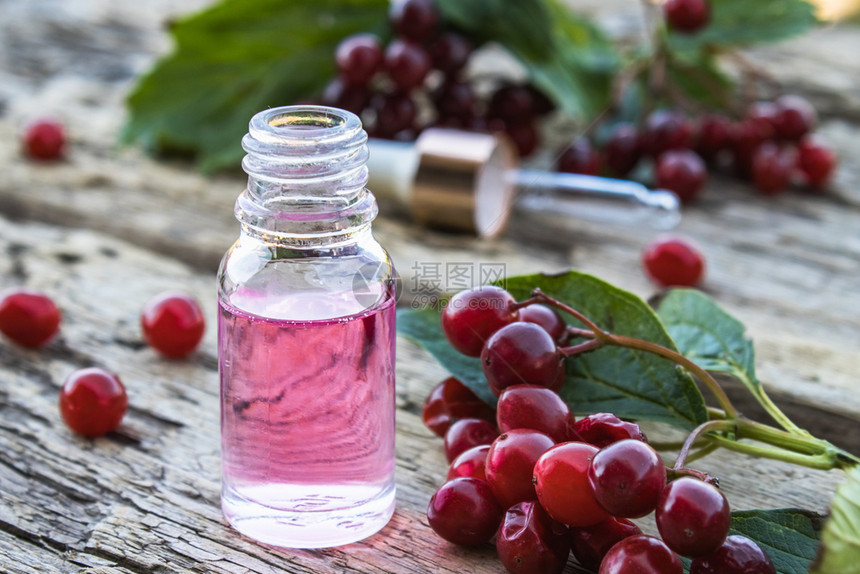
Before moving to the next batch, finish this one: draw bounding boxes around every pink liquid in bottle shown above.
[219,289,396,548]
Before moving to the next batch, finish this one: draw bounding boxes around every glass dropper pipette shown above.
[366,128,680,237]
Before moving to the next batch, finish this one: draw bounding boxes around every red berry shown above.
[485,429,555,508]
[489,85,536,123]
[370,91,418,139]
[571,413,647,447]
[441,286,519,357]
[599,535,683,574]
[335,34,383,86]
[774,95,817,141]
[747,101,780,133]
[695,114,735,162]
[642,235,705,288]
[751,143,794,196]
[428,477,502,546]
[656,477,732,557]
[481,322,564,396]
[643,110,693,157]
[0,289,61,348]
[690,535,776,574]
[385,40,431,91]
[588,439,667,518]
[534,442,610,527]
[570,517,642,572]
[558,137,601,176]
[797,136,837,188]
[422,379,454,436]
[432,81,476,121]
[504,120,540,158]
[141,292,205,358]
[497,501,571,574]
[59,368,128,437]
[496,384,573,443]
[656,149,707,203]
[447,444,491,481]
[441,376,495,421]
[320,77,370,115]
[23,119,65,160]
[664,0,710,33]
[733,117,775,177]
[443,418,499,462]
[390,0,439,42]
[604,123,642,177]
[430,32,472,75]
[518,304,566,341]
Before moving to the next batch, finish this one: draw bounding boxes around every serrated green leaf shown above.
[657,289,759,388]
[123,0,389,172]
[397,271,708,429]
[730,508,826,574]
[436,0,618,119]
[810,466,860,574]
[669,0,819,52]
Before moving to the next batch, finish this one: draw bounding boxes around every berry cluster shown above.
[422,285,776,573]
[0,288,205,437]
[321,0,552,156]
[557,96,836,202]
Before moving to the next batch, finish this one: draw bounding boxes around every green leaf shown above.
[436,0,618,119]
[669,0,819,52]
[731,508,825,574]
[810,466,860,574]
[397,271,708,429]
[666,51,733,111]
[656,289,758,388]
[397,306,497,406]
[123,0,389,172]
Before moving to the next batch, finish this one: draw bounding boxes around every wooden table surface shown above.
[1,1,859,572]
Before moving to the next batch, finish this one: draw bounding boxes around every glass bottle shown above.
[217,106,397,549]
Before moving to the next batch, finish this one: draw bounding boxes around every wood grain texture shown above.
[1,0,859,572]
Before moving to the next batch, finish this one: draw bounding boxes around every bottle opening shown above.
[266,109,346,131]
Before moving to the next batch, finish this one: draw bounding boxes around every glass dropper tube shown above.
[366,128,680,237]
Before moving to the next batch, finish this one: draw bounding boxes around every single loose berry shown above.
[443,417,499,462]
[656,149,707,202]
[390,0,439,42]
[447,444,490,481]
[774,95,817,141]
[23,119,65,160]
[642,235,705,288]
[0,289,61,348]
[656,477,731,557]
[558,138,601,176]
[59,368,128,437]
[588,439,667,518]
[643,110,693,157]
[571,413,647,447]
[751,143,794,196]
[534,442,610,528]
[141,292,205,359]
[570,517,642,572]
[385,40,432,91]
[428,477,503,546]
[497,501,571,574]
[496,385,573,443]
[441,286,519,357]
[797,136,837,188]
[604,123,642,177]
[482,322,564,396]
[599,535,683,574]
[335,34,383,87]
[485,429,555,508]
[518,304,566,341]
[690,535,776,574]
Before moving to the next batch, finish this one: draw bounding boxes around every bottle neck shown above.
[236,106,378,247]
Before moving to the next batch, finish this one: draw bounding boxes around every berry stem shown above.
[559,338,604,358]
[674,420,736,470]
